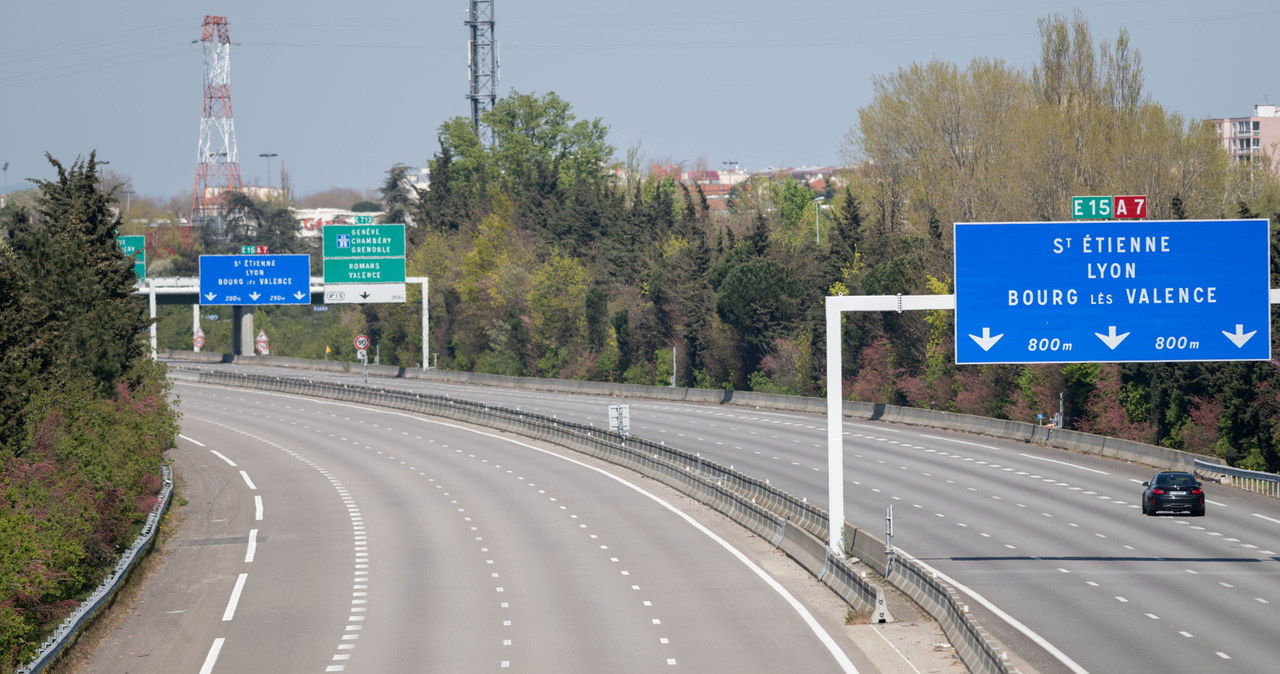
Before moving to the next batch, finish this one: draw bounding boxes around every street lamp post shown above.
[123,189,136,213]
[1,162,8,191]
[259,153,277,192]
[813,196,826,245]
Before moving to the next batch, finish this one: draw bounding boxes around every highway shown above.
[70,380,878,673]
[166,361,1280,673]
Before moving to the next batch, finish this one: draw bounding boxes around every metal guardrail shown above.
[1194,458,1280,498]
[180,368,1018,674]
[18,465,174,674]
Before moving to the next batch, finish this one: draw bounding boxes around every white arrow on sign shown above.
[1094,325,1130,350]
[204,292,217,301]
[968,327,1004,351]
[293,291,308,300]
[248,291,261,301]
[1222,324,1257,348]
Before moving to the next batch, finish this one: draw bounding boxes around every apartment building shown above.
[1216,104,1280,170]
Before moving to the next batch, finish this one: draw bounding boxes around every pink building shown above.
[1215,104,1280,170]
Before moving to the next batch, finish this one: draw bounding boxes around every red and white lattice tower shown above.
[192,15,243,221]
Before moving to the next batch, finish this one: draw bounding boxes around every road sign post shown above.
[354,335,370,383]
[954,219,1271,364]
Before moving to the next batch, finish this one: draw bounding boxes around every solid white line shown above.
[210,449,236,466]
[1018,453,1109,475]
[239,470,257,490]
[180,434,207,447]
[223,573,248,621]
[255,494,264,521]
[919,434,1002,451]
[198,638,225,674]
[245,529,258,563]
[870,626,924,674]
[1252,513,1280,525]
[896,550,1089,674]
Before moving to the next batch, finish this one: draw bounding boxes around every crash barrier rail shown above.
[18,465,174,674]
[177,368,1019,674]
[164,350,1276,501]
[1194,458,1280,497]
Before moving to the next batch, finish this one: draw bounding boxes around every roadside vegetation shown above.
[0,154,178,667]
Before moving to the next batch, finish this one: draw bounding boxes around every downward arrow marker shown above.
[968,327,1003,351]
[294,291,307,300]
[1095,326,1130,350]
[204,292,217,301]
[248,291,261,301]
[1222,324,1257,348]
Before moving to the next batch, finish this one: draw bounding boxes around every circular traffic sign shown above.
[193,335,206,348]
[354,334,370,350]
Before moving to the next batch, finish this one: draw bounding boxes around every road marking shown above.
[919,435,1002,451]
[1018,453,1109,474]
[245,529,258,563]
[180,434,207,447]
[255,495,263,521]
[1253,513,1280,525]
[210,449,236,466]
[239,470,257,490]
[198,638,225,674]
[222,573,248,621]
[897,550,1091,674]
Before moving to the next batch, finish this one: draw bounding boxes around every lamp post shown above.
[259,153,277,192]
[813,196,826,245]
[1,162,8,191]
[123,189,136,213]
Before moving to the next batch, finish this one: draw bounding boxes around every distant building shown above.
[292,208,384,238]
[1215,105,1280,170]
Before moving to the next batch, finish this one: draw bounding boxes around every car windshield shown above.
[1157,474,1196,487]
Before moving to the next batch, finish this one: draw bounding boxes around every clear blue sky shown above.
[2,1,1274,201]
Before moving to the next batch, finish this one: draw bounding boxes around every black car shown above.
[1141,471,1205,516]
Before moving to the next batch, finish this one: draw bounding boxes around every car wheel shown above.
[1145,499,1157,516]
[1141,500,1148,515]
[1192,507,1205,517]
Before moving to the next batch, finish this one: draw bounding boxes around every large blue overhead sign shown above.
[954,219,1270,364]
[199,254,312,305]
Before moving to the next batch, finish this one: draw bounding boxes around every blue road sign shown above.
[199,254,312,305]
[954,219,1271,364]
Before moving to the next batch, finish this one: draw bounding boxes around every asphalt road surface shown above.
[63,380,961,673]
[161,361,1280,673]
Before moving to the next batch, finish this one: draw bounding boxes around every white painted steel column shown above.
[148,279,157,359]
[825,294,956,554]
[410,276,429,370]
[430,277,435,370]
[193,305,201,352]
[825,297,844,553]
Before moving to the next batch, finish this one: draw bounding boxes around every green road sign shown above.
[355,215,374,225]
[323,224,405,257]
[323,257,406,283]
[117,235,146,278]
[1071,195,1112,219]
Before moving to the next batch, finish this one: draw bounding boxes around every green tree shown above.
[380,164,415,226]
